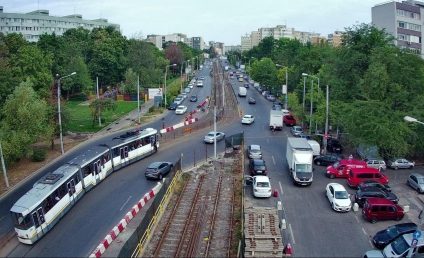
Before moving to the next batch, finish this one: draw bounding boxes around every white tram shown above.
[10,128,159,244]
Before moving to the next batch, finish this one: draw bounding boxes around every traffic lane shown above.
[16,126,227,257]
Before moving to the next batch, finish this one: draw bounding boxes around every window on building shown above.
[398,21,406,28]
[409,23,421,31]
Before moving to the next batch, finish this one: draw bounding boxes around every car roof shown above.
[254,175,270,182]
[327,183,346,191]
[177,105,186,108]
[250,144,261,150]
[253,159,265,164]
[366,197,395,205]
[350,167,380,173]
[359,186,383,193]
[148,162,163,168]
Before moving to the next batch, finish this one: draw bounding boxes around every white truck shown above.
[238,86,247,97]
[269,110,283,130]
[286,137,314,186]
[224,65,229,71]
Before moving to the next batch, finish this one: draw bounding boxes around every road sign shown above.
[414,230,422,239]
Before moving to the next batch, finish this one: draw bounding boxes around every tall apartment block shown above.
[372,0,423,56]
[0,6,119,42]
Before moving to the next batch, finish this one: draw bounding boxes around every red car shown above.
[362,198,404,223]
[283,115,296,126]
[347,167,389,188]
[326,159,367,179]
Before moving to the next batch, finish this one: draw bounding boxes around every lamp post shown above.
[309,79,314,135]
[301,73,308,111]
[276,64,288,109]
[56,72,76,155]
[323,85,330,155]
[404,116,424,125]
[164,63,176,107]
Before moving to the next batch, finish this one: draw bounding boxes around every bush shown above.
[31,147,47,162]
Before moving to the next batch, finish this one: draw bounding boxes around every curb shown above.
[89,183,162,258]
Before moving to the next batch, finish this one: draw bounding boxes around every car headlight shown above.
[293,175,299,181]
[254,189,258,192]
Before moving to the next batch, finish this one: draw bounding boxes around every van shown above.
[362,198,404,223]
[347,167,389,188]
[326,159,367,179]
[307,140,321,156]
[238,86,247,97]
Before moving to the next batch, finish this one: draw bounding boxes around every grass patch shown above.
[66,100,139,133]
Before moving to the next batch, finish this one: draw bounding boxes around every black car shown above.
[168,102,178,110]
[190,95,198,102]
[145,161,173,180]
[372,223,417,249]
[249,159,267,175]
[358,180,391,192]
[248,97,256,104]
[327,138,343,154]
[354,186,399,207]
[244,83,250,88]
[313,154,341,166]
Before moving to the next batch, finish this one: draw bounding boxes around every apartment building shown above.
[327,31,344,47]
[0,6,119,42]
[223,45,241,54]
[372,0,423,56]
[146,33,187,49]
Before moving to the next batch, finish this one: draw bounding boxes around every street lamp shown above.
[276,64,288,109]
[302,73,308,111]
[180,60,188,93]
[164,63,177,107]
[404,116,424,125]
[56,72,77,155]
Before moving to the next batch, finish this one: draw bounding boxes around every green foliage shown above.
[89,98,117,126]
[121,68,138,94]
[31,147,47,162]
[250,58,278,93]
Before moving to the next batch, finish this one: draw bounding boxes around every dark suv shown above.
[355,186,398,207]
[327,138,342,154]
[249,159,267,175]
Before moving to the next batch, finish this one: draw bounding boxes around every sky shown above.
[1,0,386,45]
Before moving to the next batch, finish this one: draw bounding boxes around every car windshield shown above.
[418,178,424,184]
[332,162,340,168]
[251,149,260,153]
[207,133,215,137]
[296,164,312,173]
[385,226,400,238]
[335,191,349,199]
[390,235,409,255]
[257,182,270,187]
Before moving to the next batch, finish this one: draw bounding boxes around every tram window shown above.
[82,166,90,177]
[32,212,40,228]
[75,172,81,183]
[58,184,67,198]
[37,208,45,223]
[113,148,120,157]
[136,140,142,148]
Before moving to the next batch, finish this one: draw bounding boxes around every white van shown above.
[307,140,321,156]
[238,86,247,97]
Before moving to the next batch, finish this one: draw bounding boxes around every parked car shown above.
[204,131,225,143]
[347,168,389,188]
[175,105,187,115]
[247,145,262,159]
[387,158,415,170]
[238,77,244,82]
[251,175,272,198]
[365,232,424,257]
[326,159,367,179]
[188,83,194,89]
[407,173,424,193]
[184,87,191,93]
[358,180,391,192]
[168,102,178,110]
[362,198,404,223]
[248,97,256,104]
[372,223,417,249]
[314,154,341,166]
[354,186,398,207]
[173,97,183,105]
[325,183,352,212]
[249,159,267,175]
[262,91,269,97]
[297,133,311,140]
[189,95,198,102]
[266,95,276,102]
[244,83,250,88]
[145,161,173,180]
[367,159,387,171]
[241,114,255,125]
[327,138,343,154]
[290,125,303,136]
[271,103,282,110]
[283,115,296,126]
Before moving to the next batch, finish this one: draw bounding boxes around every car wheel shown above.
[394,166,398,170]
[316,161,321,166]
[410,166,414,169]
[330,174,335,179]
[371,218,377,224]
[396,216,402,221]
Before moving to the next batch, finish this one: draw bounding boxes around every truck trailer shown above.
[286,137,314,186]
[269,110,283,130]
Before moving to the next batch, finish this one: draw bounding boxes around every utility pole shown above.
[137,76,140,124]
[214,106,217,159]
[96,77,101,127]
[0,142,9,188]
[309,79,314,135]
[323,85,329,155]
[180,61,183,93]
[285,66,288,110]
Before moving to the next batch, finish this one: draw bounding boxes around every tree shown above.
[1,80,52,162]
[250,58,278,93]
[121,68,138,94]
[89,98,116,126]
[164,43,183,70]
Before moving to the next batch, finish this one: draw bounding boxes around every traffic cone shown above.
[284,243,293,256]
[273,189,279,197]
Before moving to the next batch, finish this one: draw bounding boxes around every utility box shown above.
[153,96,162,107]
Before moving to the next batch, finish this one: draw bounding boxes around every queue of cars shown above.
[245,144,272,198]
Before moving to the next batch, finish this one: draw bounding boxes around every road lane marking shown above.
[288,223,296,244]
[120,196,132,211]
[355,215,360,223]
[279,181,284,195]
[272,155,276,165]
[362,227,367,236]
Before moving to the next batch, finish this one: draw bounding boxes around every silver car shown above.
[407,173,424,193]
[290,126,303,136]
[203,131,225,144]
[366,159,387,171]
[247,145,262,159]
[388,158,415,170]
[145,162,173,180]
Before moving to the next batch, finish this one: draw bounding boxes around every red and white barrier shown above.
[160,117,198,134]
[89,183,162,258]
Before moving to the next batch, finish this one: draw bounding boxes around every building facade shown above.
[327,31,344,47]
[0,6,119,42]
[147,33,187,49]
[223,45,241,54]
[372,0,423,56]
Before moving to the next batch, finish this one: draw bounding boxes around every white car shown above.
[325,183,352,212]
[252,176,272,198]
[196,81,204,87]
[241,115,255,124]
[203,131,225,143]
[181,92,187,99]
[184,87,191,93]
[173,97,183,105]
[188,84,194,89]
[175,105,187,115]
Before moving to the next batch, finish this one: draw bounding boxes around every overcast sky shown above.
[1,0,386,45]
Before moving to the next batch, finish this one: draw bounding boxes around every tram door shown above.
[120,146,129,166]
[150,136,157,152]
[67,179,76,203]
[93,160,102,184]
[31,207,46,238]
